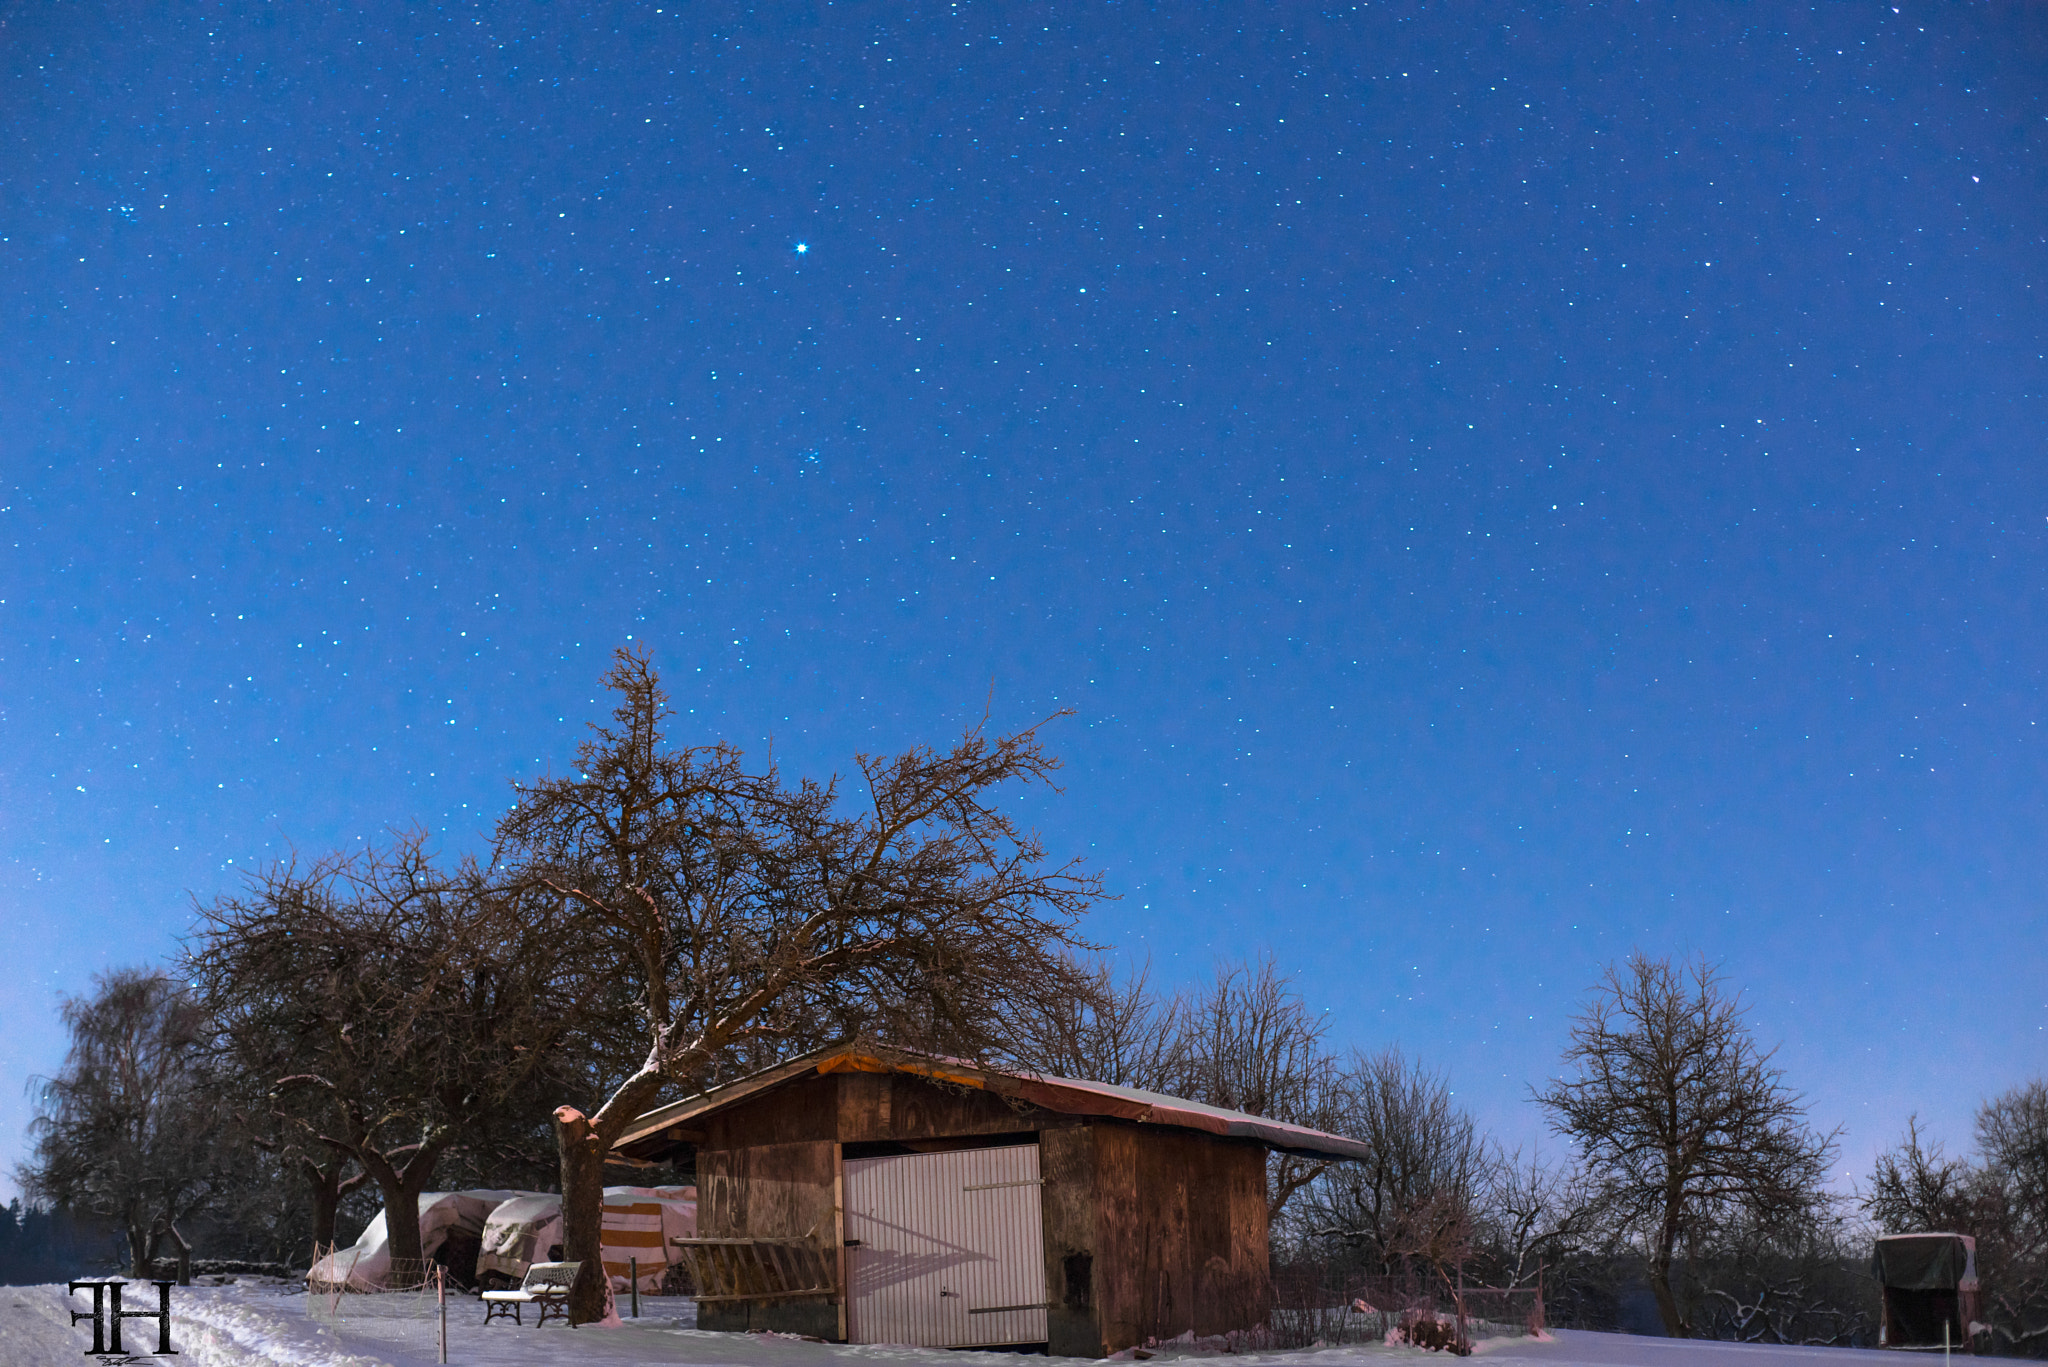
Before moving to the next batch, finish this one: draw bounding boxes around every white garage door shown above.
[844,1144,1048,1347]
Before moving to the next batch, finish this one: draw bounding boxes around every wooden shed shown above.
[612,1045,1371,1356]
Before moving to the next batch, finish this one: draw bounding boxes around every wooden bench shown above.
[481,1261,579,1327]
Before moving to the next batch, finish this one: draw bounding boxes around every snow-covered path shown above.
[1,1281,1897,1367]
[0,1282,94,1366]
[1482,1335,1893,1367]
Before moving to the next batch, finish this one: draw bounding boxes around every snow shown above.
[476,1196,561,1284]
[312,1191,546,1290]
[324,1186,697,1293]
[2,1279,1903,1367]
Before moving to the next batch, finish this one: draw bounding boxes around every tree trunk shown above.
[301,1156,348,1250]
[349,1127,451,1283]
[1647,1209,1692,1338]
[127,1218,152,1279]
[556,1071,669,1325]
[311,1178,341,1251]
[555,1107,611,1324]
[370,1169,429,1277]
[1648,1251,1688,1337]
[1646,1175,1692,1337]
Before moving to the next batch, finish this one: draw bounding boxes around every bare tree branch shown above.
[494,647,1104,1321]
[1533,952,1838,1338]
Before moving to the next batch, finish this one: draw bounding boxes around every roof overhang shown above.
[613,1044,1374,1163]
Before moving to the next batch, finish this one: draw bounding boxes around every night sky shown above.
[3,2,2044,1199]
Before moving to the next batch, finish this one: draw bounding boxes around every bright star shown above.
[794,242,809,254]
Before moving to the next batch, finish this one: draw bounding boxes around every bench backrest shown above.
[521,1261,581,1292]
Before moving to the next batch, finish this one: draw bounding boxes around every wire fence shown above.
[1457,1284,1546,1342]
[306,1246,447,1359]
[1267,1264,1545,1354]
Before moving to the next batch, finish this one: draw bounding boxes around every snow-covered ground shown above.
[0,1278,1899,1367]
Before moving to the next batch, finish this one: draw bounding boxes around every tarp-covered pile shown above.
[309,1190,540,1290]
[601,1186,697,1292]
[475,1194,565,1285]
[1873,1232,1979,1349]
[384,1186,699,1292]
[1872,1233,1975,1290]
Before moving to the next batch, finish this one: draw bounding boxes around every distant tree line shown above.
[0,1199,100,1286]
[12,647,2046,1354]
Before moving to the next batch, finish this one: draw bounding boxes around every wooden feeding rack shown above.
[670,1234,838,1302]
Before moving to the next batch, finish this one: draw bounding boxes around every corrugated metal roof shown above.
[614,1045,1373,1162]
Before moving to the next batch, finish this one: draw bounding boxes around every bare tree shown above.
[1476,1150,1602,1291]
[1976,1081,2048,1355]
[20,969,230,1277]
[1979,1082,2048,1238]
[1172,956,1331,1121]
[1689,1211,1875,1347]
[494,648,1102,1321]
[1301,1047,1492,1282]
[1865,1116,1977,1235]
[1870,1082,2048,1355]
[1169,956,1339,1220]
[1534,952,1838,1337]
[206,1058,376,1253]
[994,954,1182,1092]
[186,834,593,1274]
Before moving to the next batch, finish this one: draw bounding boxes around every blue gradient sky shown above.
[3,1,2043,1200]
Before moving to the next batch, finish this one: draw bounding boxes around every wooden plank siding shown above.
[702,1074,839,1150]
[1092,1124,1270,1353]
[694,1138,840,1336]
[682,1069,1274,1351]
[1039,1124,1100,1357]
[839,1070,1046,1144]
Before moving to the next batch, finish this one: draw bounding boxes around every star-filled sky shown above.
[3,1,2043,1201]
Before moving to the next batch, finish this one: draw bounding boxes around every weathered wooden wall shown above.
[836,1070,1045,1143]
[691,1071,1276,1352]
[1090,1124,1270,1353]
[695,1094,840,1336]
[697,1140,836,1240]
[1039,1124,1100,1356]
[702,1074,838,1150]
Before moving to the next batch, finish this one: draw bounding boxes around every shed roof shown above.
[613,1044,1374,1162]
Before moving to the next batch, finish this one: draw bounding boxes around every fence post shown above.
[1456,1263,1466,1354]
[630,1257,640,1318]
[168,1224,192,1286]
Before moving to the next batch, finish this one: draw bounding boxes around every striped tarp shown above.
[600,1200,668,1291]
